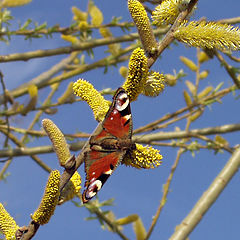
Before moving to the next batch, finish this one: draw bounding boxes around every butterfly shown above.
[82,88,136,203]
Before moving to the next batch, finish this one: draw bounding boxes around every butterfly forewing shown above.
[82,88,133,203]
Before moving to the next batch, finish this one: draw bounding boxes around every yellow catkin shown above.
[199,70,209,80]
[133,217,147,240]
[115,214,139,225]
[183,90,192,106]
[189,109,202,122]
[152,0,187,26]
[73,79,110,122]
[198,51,209,63]
[72,6,87,21]
[180,56,198,72]
[1,0,31,7]
[0,203,19,240]
[174,21,240,50]
[165,74,177,86]
[99,27,112,38]
[215,135,229,146]
[61,35,79,44]
[42,119,71,167]
[89,3,103,26]
[128,0,157,55]
[119,66,128,79]
[59,172,82,204]
[185,80,196,96]
[28,85,38,98]
[123,144,162,169]
[21,85,38,115]
[122,48,149,102]
[31,170,60,225]
[142,71,165,97]
[197,86,213,99]
[78,21,89,31]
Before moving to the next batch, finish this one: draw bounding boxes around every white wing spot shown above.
[104,169,113,175]
[124,114,131,121]
[116,93,129,111]
[86,180,103,199]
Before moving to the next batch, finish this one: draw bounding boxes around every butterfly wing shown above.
[82,88,133,203]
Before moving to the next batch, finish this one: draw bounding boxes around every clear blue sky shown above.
[0,0,240,239]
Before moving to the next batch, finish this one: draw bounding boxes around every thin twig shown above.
[134,84,236,134]
[92,205,129,240]
[214,50,240,88]
[0,29,167,63]
[169,147,240,240]
[0,72,10,146]
[1,123,239,157]
[2,45,134,102]
[145,149,185,239]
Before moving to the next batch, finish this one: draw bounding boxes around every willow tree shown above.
[0,0,240,239]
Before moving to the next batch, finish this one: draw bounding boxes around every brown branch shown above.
[150,141,235,153]
[169,147,240,240]
[0,29,166,63]
[0,141,85,158]
[134,123,240,143]
[145,149,184,240]
[3,22,135,38]
[218,16,240,24]
[1,123,239,158]
[0,46,134,103]
[17,221,40,240]
[214,50,240,88]
[90,204,129,240]
[0,72,11,147]
[147,0,199,68]
[134,85,236,134]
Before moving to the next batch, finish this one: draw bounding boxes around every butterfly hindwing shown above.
[82,88,134,203]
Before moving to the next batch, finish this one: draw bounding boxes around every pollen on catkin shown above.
[123,144,162,169]
[152,0,190,27]
[0,203,19,240]
[128,0,157,55]
[31,170,60,225]
[59,171,82,204]
[73,79,110,122]
[143,71,165,97]
[174,21,240,50]
[122,48,149,102]
[42,119,71,167]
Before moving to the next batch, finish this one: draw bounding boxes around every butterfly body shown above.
[82,88,135,203]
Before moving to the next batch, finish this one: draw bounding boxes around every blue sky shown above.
[0,0,240,239]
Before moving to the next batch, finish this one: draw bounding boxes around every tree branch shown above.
[169,147,240,240]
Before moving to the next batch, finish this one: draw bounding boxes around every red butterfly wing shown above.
[83,149,125,202]
[82,88,133,203]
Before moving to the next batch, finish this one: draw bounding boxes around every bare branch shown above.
[169,147,240,240]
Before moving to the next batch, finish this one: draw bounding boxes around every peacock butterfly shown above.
[82,88,136,203]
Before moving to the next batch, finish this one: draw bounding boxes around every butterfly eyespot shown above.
[85,179,103,199]
[116,93,129,112]
[83,88,133,203]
